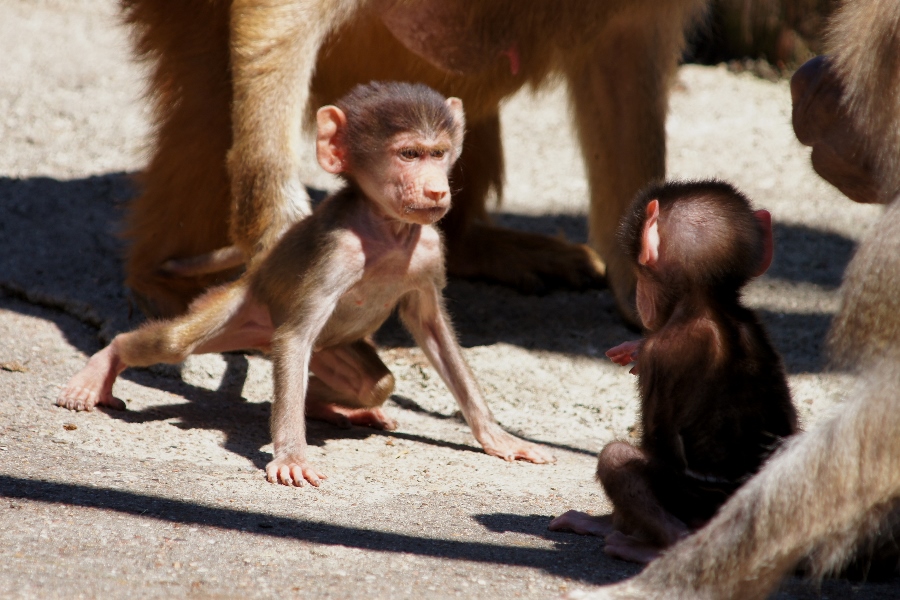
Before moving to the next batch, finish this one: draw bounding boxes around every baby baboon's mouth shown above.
[404,205,448,222]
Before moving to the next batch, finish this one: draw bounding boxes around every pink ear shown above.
[502,44,520,76]
[753,209,774,276]
[445,97,466,159]
[316,106,348,174]
[639,199,660,267]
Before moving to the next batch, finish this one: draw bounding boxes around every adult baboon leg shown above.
[227,0,362,259]
[443,115,606,294]
[122,0,239,317]
[439,114,498,252]
[566,6,696,325]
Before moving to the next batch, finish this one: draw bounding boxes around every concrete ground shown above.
[0,1,895,598]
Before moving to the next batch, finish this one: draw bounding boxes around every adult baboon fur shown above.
[120,0,710,321]
[579,0,900,597]
[689,0,838,66]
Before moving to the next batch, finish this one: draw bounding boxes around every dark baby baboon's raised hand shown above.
[551,180,797,563]
[57,81,555,486]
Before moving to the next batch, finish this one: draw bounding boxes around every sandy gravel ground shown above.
[0,1,894,599]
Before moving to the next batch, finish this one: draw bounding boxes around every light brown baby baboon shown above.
[120,0,710,323]
[574,0,900,597]
[57,82,555,486]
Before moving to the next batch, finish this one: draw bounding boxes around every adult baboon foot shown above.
[445,222,606,295]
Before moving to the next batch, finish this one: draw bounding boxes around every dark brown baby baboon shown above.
[550,180,797,563]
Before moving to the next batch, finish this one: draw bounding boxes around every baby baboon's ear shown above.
[639,199,660,268]
[316,105,348,174]
[445,97,466,160]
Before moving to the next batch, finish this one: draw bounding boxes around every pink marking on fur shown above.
[503,45,520,76]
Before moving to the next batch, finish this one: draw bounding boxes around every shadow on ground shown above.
[1,290,600,471]
[2,474,894,597]
[0,474,637,587]
[0,173,854,373]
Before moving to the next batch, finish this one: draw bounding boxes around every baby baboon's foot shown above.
[57,345,127,411]
[549,511,615,536]
[603,530,662,564]
[306,402,398,431]
[477,426,556,464]
[56,384,125,412]
[265,455,327,487]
